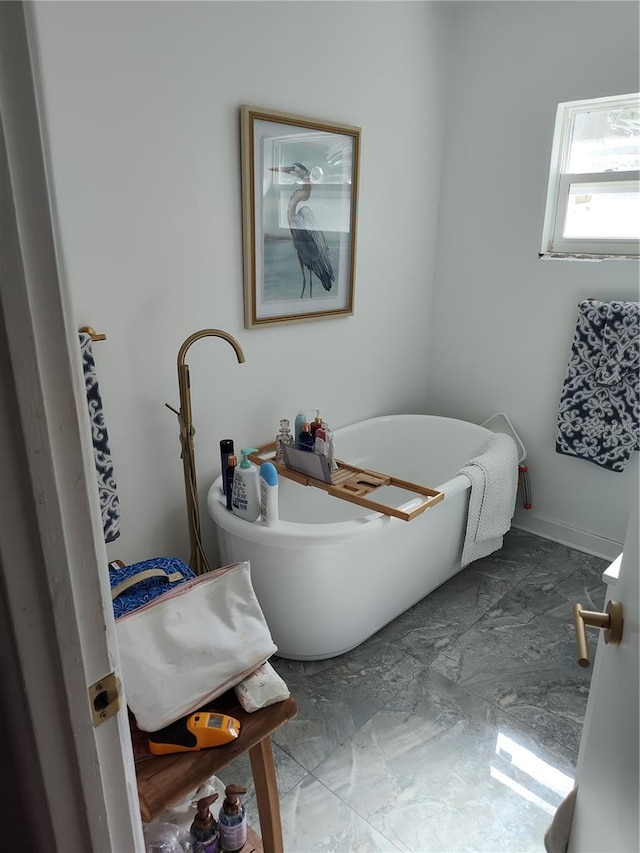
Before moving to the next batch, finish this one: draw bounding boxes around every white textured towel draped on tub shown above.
[457,432,519,567]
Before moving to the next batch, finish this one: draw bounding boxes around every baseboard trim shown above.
[512,510,623,561]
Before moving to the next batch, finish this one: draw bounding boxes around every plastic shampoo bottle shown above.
[190,793,220,853]
[294,410,307,446]
[218,785,248,853]
[260,461,279,526]
[231,449,260,521]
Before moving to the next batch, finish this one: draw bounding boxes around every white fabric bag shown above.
[116,561,277,731]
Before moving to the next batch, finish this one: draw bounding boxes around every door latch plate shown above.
[89,672,121,726]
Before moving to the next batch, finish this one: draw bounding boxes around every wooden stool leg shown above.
[249,736,283,853]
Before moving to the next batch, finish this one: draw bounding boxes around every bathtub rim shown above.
[208,413,492,550]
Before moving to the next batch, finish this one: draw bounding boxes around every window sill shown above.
[538,252,640,261]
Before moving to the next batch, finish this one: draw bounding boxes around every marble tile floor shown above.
[220,530,608,852]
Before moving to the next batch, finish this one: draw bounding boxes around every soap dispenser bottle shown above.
[310,409,323,440]
[218,785,248,853]
[231,449,261,521]
[190,793,221,853]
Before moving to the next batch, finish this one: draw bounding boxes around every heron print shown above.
[242,106,359,326]
[268,162,335,299]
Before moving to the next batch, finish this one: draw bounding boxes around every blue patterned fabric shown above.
[556,300,639,472]
[110,556,195,619]
[79,332,121,542]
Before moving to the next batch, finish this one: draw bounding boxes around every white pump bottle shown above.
[231,448,260,521]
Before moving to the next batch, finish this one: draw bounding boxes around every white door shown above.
[568,485,639,852]
[0,4,144,850]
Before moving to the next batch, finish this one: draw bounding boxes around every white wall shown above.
[430,1,639,555]
[28,1,638,565]
[28,1,450,565]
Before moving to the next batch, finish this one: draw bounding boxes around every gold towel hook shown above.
[79,326,107,342]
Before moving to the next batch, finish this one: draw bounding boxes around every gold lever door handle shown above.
[573,600,623,668]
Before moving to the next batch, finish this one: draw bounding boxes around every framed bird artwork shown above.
[241,105,360,328]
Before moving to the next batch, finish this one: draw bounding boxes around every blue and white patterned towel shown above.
[79,332,121,542]
[556,300,639,472]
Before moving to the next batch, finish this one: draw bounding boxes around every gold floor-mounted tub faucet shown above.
[167,329,246,575]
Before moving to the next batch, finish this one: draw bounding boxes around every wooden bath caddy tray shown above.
[249,443,444,522]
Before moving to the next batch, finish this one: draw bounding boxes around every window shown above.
[540,93,640,259]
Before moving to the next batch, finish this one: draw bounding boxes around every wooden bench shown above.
[135,690,298,853]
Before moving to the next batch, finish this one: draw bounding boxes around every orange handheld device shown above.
[147,711,241,755]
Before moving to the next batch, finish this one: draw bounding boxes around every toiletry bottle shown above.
[260,461,279,527]
[314,421,328,456]
[310,409,323,440]
[298,422,314,452]
[218,785,248,853]
[231,448,261,521]
[274,419,295,463]
[225,455,237,511]
[325,423,337,471]
[220,439,234,496]
[190,793,220,853]
[294,410,307,446]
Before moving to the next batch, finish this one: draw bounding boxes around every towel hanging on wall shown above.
[79,331,121,542]
[556,300,639,472]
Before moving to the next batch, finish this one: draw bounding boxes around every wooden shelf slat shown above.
[244,825,264,852]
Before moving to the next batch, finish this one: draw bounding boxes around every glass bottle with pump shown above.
[218,785,248,853]
[189,793,221,853]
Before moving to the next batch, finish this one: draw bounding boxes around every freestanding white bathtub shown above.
[207,415,496,660]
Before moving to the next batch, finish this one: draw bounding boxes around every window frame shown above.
[540,92,640,260]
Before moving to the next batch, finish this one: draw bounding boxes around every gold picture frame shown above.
[240,105,361,328]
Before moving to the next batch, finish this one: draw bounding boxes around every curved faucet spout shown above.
[177,328,246,368]
[174,328,246,574]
